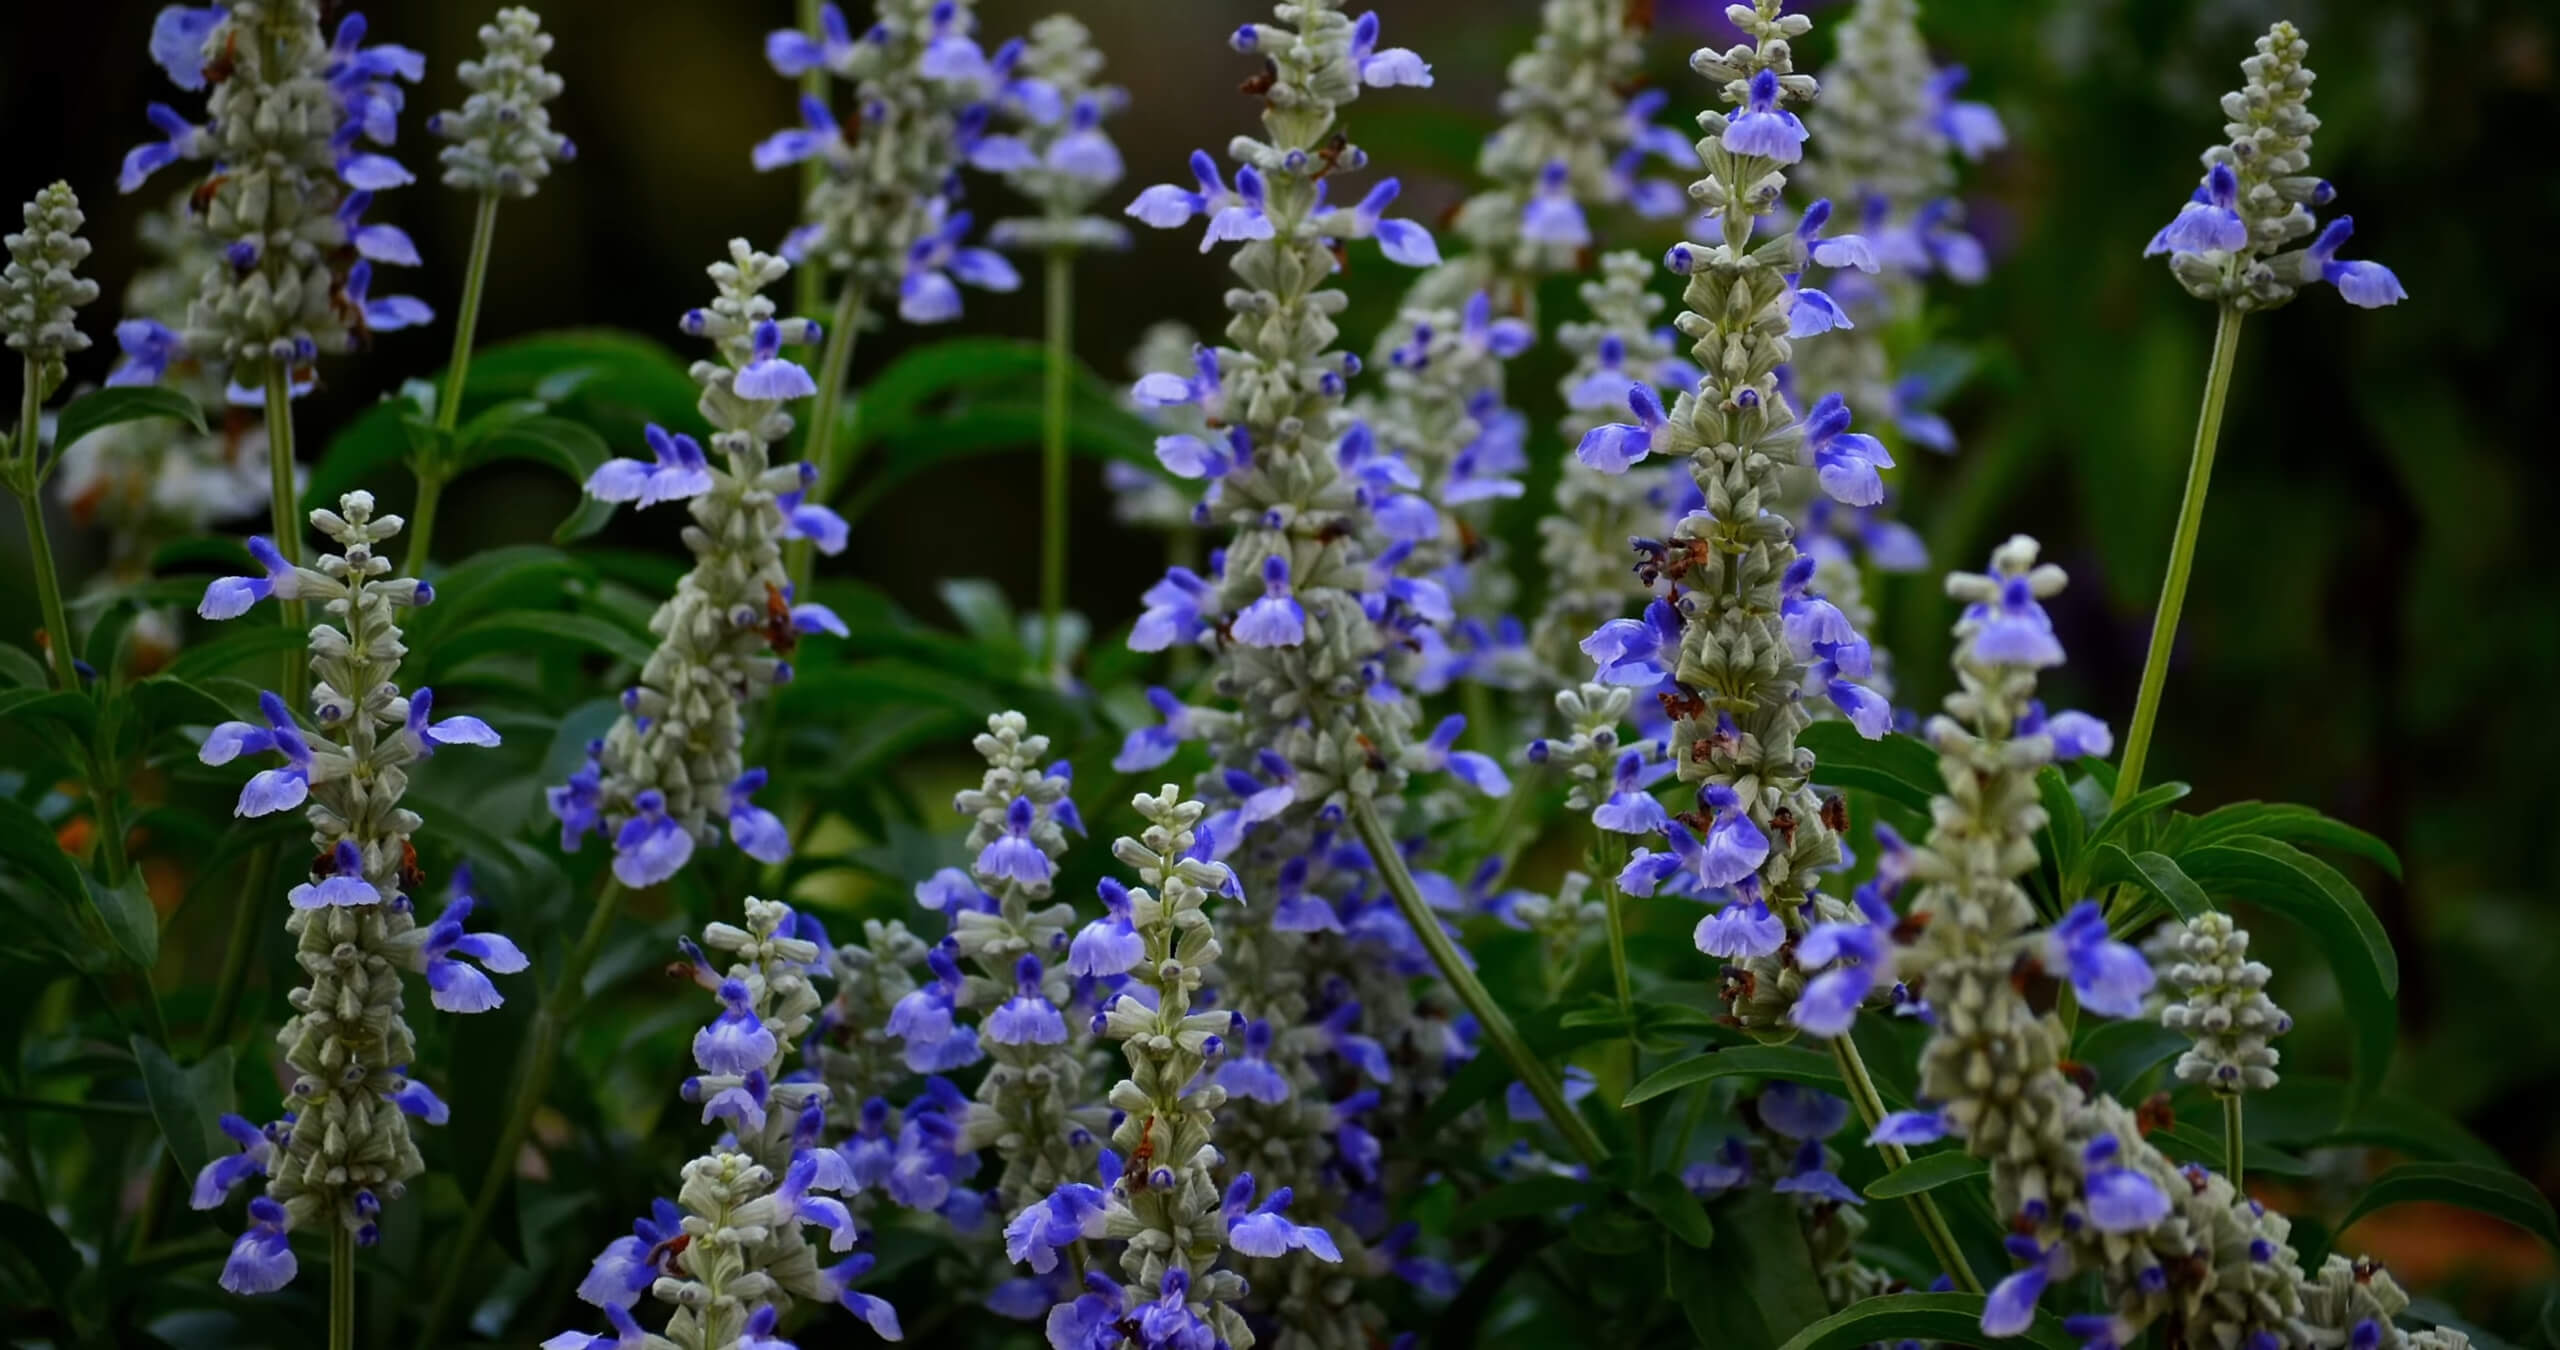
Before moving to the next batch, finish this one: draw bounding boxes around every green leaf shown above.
[2177,834,2399,1098]
[463,329,702,430]
[842,398,1159,523]
[1623,1044,1848,1107]
[2037,765,2087,891]
[2240,1075,2506,1167]
[430,610,654,676]
[0,795,86,916]
[1711,1184,1836,1349]
[1630,1172,1715,1249]
[0,1201,84,1325]
[453,414,618,543]
[0,642,49,690]
[1448,1174,1602,1234]
[2151,1120,2314,1177]
[938,578,1018,649]
[1566,1198,1654,1254]
[130,1036,237,1187]
[1421,1006,1621,1139]
[2074,1016,2193,1094]
[50,385,205,460]
[2184,802,2403,880]
[302,396,433,513]
[1864,1151,1987,1199]
[1799,723,1939,813]
[85,870,158,971]
[1777,1292,2079,1350]
[2320,1161,2559,1261]
[2084,779,2191,856]
[2089,843,2214,925]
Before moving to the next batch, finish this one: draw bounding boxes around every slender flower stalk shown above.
[548,898,899,1350]
[413,6,576,568]
[2119,21,2402,808]
[422,239,848,1350]
[187,490,516,1331]
[1,182,101,693]
[118,0,431,697]
[975,15,1126,668]
[1873,537,2456,1349]
[758,0,1020,593]
[1003,784,1340,1350]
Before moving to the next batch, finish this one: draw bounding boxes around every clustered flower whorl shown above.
[941,712,1104,1211]
[1,182,100,397]
[1574,0,1892,1033]
[430,6,577,198]
[983,14,1129,253]
[1441,0,1688,300]
[1122,0,1443,803]
[552,898,902,1349]
[2160,912,2292,1097]
[187,491,519,1294]
[1896,537,2461,1349]
[1006,784,1349,1350]
[2144,22,2403,311]
[759,0,1022,323]
[1532,249,1697,676]
[550,240,846,888]
[117,1,430,396]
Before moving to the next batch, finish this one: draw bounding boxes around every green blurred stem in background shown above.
[330,1223,355,1350]
[788,283,865,599]
[416,875,630,1350]
[2113,304,2244,811]
[1352,795,1609,1170]
[410,192,504,572]
[1828,1033,1981,1294]
[2225,1093,2246,1189]
[1038,248,1073,671]
[265,367,306,705]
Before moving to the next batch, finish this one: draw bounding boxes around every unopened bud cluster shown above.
[2160,912,2292,1095]
[431,7,576,198]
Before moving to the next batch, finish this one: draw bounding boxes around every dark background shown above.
[4,0,2555,1310]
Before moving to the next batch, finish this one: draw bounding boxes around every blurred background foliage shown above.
[1,0,2555,1341]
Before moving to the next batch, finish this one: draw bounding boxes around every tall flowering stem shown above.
[1,183,99,695]
[1003,785,1348,1349]
[1881,537,2451,1349]
[187,490,516,1339]
[978,15,1127,667]
[546,898,900,1349]
[413,6,575,567]
[758,0,1020,594]
[2120,22,2402,809]
[1350,796,1606,1167]
[425,239,844,1350]
[119,1,432,694]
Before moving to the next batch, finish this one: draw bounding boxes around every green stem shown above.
[786,284,866,598]
[263,368,305,705]
[330,1223,354,1350]
[1594,829,1634,1027]
[2223,1093,2245,1189]
[413,877,628,1350]
[17,362,77,691]
[1828,1035,1981,1293]
[2111,304,2244,811]
[199,845,272,1052]
[1036,248,1073,672]
[1350,795,1608,1169]
[408,195,502,572]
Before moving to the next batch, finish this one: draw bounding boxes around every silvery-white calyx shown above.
[431,7,577,198]
[2160,912,2292,1096]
